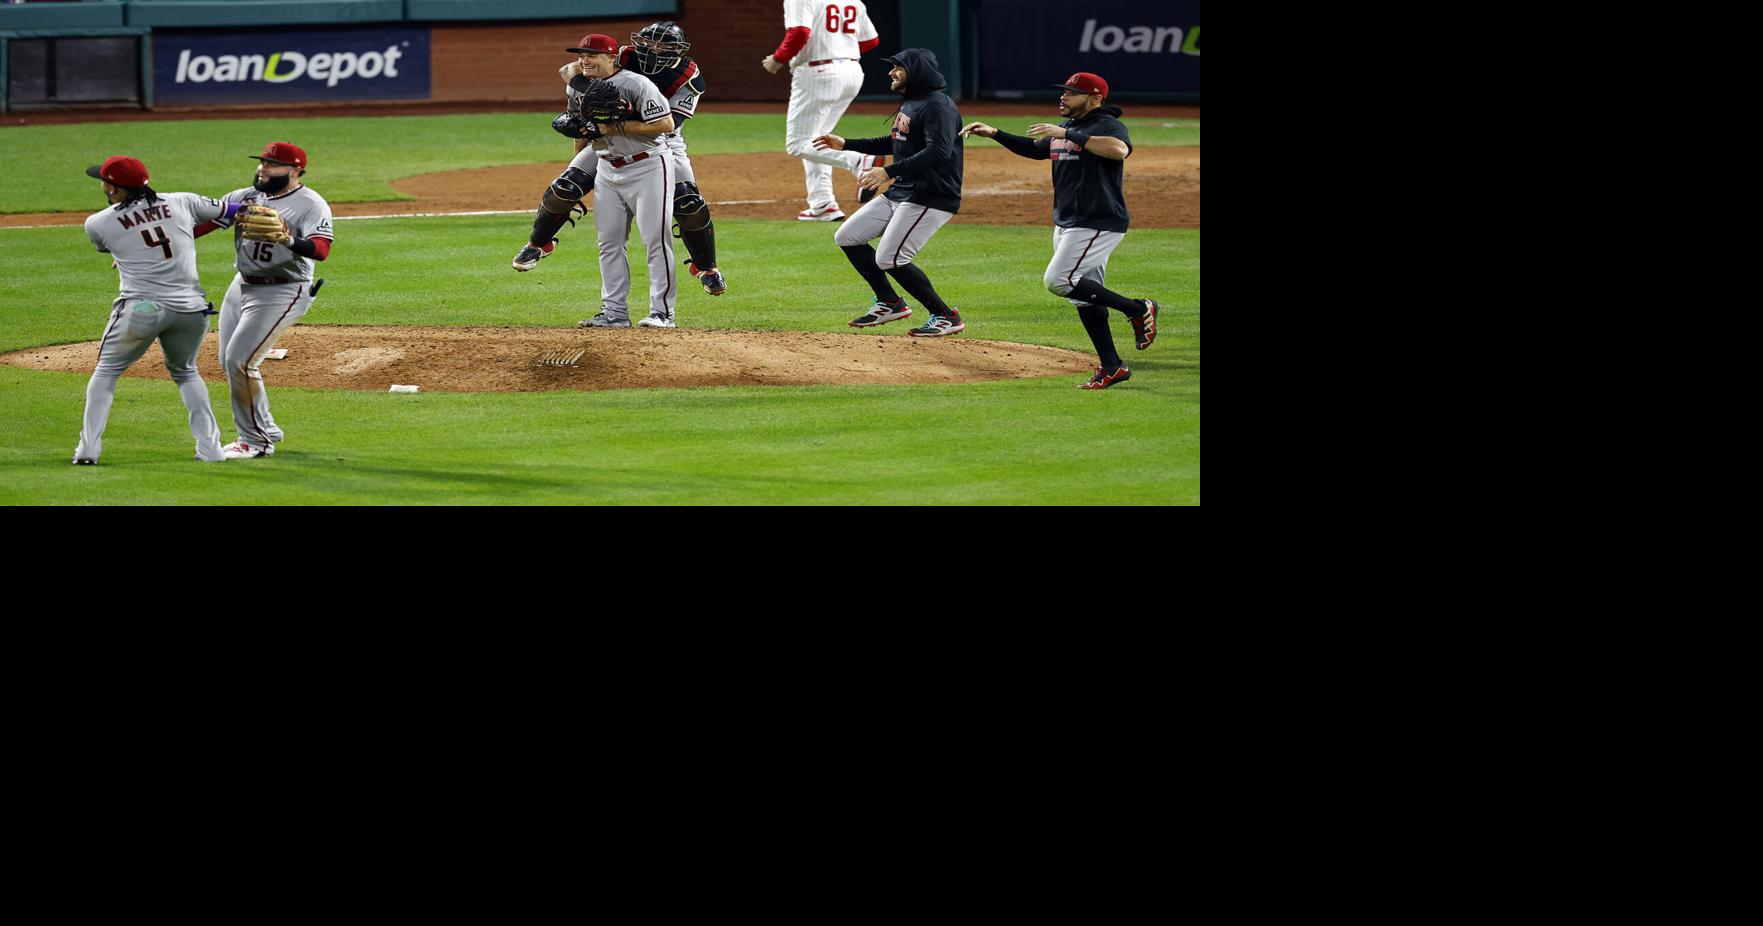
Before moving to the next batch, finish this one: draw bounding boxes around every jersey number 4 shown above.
[140,227,172,260]
[825,4,858,33]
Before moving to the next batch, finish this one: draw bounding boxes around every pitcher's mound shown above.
[2,325,1096,392]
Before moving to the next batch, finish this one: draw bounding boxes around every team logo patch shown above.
[644,99,664,116]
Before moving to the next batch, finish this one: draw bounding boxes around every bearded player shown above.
[199,141,333,458]
[513,22,726,299]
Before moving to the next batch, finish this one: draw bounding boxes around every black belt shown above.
[808,58,856,66]
[604,152,651,169]
[242,275,294,285]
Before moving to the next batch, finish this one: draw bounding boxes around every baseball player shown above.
[515,22,728,299]
[813,49,965,337]
[197,141,333,457]
[540,34,680,329]
[763,0,884,221]
[72,155,240,465]
[961,72,1160,389]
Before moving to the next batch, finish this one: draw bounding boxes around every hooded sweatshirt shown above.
[992,102,1133,232]
[843,48,964,214]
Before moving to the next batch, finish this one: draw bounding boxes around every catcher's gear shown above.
[572,75,629,123]
[237,204,292,245]
[551,112,603,141]
[672,181,717,279]
[630,21,690,75]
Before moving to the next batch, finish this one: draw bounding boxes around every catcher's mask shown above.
[631,21,689,75]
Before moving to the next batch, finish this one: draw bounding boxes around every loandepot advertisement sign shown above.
[976,0,1199,99]
[154,28,430,104]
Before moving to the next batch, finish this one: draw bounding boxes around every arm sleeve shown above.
[859,37,880,53]
[841,135,895,156]
[858,11,878,43]
[635,80,672,123]
[210,188,252,229]
[774,26,810,61]
[182,193,228,223]
[85,217,108,253]
[885,104,958,179]
[991,130,1050,160]
[670,73,705,120]
[308,202,335,242]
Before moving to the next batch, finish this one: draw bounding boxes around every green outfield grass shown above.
[0,110,1198,505]
[0,112,1198,213]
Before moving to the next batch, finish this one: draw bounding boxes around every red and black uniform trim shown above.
[618,47,704,123]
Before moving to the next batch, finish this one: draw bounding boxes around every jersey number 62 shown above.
[824,4,858,33]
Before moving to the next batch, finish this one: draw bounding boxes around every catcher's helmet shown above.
[630,21,690,75]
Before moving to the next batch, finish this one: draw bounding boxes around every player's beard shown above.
[254,173,291,194]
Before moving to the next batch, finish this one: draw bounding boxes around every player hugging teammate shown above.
[513,22,727,307]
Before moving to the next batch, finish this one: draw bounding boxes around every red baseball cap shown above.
[1053,72,1109,98]
[85,156,149,187]
[567,33,619,54]
[250,141,307,169]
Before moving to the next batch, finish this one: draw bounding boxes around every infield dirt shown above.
[2,325,1097,392]
[0,148,1199,229]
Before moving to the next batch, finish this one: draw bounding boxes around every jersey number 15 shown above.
[825,4,858,33]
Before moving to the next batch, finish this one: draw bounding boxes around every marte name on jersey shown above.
[115,203,174,229]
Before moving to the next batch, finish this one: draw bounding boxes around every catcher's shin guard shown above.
[672,181,716,270]
[535,167,593,241]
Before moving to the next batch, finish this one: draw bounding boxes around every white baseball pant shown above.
[785,59,865,211]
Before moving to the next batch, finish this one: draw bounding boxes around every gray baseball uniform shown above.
[567,53,704,187]
[210,184,334,448]
[574,68,677,324]
[834,196,955,270]
[75,192,230,463]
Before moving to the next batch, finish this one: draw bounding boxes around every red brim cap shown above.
[566,33,619,54]
[86,156,149,187]
[250,141,307,168]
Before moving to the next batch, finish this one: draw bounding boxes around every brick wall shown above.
[428,3,795,104]
[677,0,789,102]
[431,19,653,102]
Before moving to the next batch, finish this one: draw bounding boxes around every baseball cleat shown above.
[1080,366,1132,389]
[688,262,728,296]
[72,457,96,465]
[512,239,555,271]
[579,313,631,328]
[857,155,887,204]
[849,300,912,328]
[1132,299,1160,350]
[908,311,964,337]
[222,440,275,459]
[798,206,846,222]
[637,312,677,328]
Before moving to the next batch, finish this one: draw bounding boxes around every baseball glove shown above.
[551,112,603,141]
[237,204,293,245]
[575,76,629,124]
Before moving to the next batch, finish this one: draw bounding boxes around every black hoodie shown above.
[843,48,963,214]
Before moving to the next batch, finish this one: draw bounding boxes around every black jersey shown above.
[843,48,964,214]
[1047,104,1132,231]
[995,103,1133,232]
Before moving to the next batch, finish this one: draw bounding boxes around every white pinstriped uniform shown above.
[782,0,877,211]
